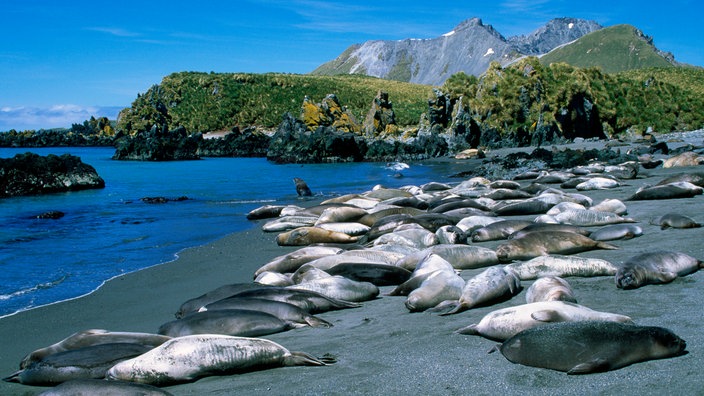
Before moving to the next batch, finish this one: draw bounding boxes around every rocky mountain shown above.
[311,17,602,85]
[539,24,677,73]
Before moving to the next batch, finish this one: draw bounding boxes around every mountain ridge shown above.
[311,17,678,85]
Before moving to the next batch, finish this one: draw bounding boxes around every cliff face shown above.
[312,17,602,85]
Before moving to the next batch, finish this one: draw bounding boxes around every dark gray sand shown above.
[2,142,704,395]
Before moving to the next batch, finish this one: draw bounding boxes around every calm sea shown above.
[0,147,462,317]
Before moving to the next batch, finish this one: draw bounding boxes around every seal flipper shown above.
[434,300,463,316]
[566,358,611,375]
[530,310,564,323]
[303,314,333,328]
[454,324,480,336]
[284,351,336,367]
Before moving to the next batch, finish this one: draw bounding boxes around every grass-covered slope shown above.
[539,24,676,73]
[116,73,434,135]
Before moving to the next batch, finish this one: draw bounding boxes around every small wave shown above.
[0,274,68,302]
[218,199,277,204]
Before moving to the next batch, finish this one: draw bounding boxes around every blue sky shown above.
[1,0,702,131]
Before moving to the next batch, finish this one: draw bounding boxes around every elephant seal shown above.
[158,309,294,338]
[470,220,533,242]
[495,231,618,263]
[293,177,313,196]
[662,151,704,168]
[229,287,361,313]
[615,250,703,289]
[456,301,632,341]
[547,209,636,226]
[405,269,465,312]
[106,335,335,386]
[589,224,644,241]
[277,227,359,246]
[628,181,703,200]
[246,204,286,220]
[38,378,174,395]
[253,246,343,277]
[18,329,171,369]
[439,266,521,315]
[505,255,618,280]
[492,321,687,374]
[176,283,274,318]
[508,223,590,240]
[649,213,701,229]
[290,273,380,302]
[325,262,412,286]
[4,343,151,385]
[525,276,577,303]
[200,297,333,328]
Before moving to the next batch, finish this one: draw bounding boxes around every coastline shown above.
[2,140,704,395]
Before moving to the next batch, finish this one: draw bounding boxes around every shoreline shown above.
[2,139,704,394]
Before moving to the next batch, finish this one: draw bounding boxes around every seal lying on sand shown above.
[456,301,632,341]
[106,335,335,386]
[17,329,170,369]
[525,276,577,303]
[491,321,687,374]
[4,343,151,385]
[495,232,618,263]
[615,250,703,289]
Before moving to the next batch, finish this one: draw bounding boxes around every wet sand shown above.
[2,140,704,395]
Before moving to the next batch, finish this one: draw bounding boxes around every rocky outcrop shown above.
[363,91,397,137]
[300,94,361,133]
[112,125,201,161]
[198,126,271,157]
[0,153,105,197]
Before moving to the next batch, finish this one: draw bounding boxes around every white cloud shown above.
[86,27,141,37]
[0,105,122,132]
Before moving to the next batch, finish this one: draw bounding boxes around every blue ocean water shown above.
[0,147,461,317]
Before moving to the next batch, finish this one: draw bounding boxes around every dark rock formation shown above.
[300,94,361,133]
[363,91,397,137]
[112,125,201,161]
[0,153,105,198]
[198,126,271,157]
[267,113,366,164]
[36,211,65,219]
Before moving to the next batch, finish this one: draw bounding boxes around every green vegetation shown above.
[442,58,704,136]
[539,25,675,74]
[116,73,434,135]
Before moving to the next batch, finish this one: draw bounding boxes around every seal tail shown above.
[304,314,334,328]
[596,241,619,250]
[454,323,481,336]
[433,300,466,316]
[285,351,337,366]
[2,371,21,383]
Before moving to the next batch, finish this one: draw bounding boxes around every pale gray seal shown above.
[505,255,618,280]
[615,250,703,289]
[106,335,335,386]
[4,343,151,385]
[405,269,465,312]
[470,220,533,242]
[492,321,687,374]
[456,301,632,341]
[628,181,703,200]
[589,224,644,241]
[439,266,521,315]
[649,213,701,229]
[525,276,577,303]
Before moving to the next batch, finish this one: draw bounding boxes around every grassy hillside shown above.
[116,73,434,135]
[442,57,704,137]
[539,24,675,73]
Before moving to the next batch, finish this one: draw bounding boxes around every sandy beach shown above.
[2,139,704,395]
